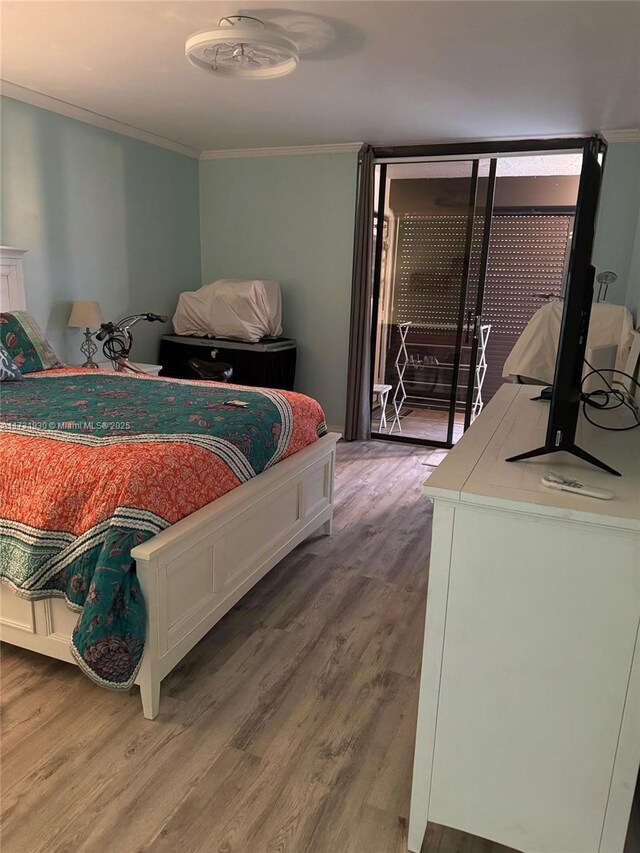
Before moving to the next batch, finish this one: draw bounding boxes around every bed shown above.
[0,249,338,718]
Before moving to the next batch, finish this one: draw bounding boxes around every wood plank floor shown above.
[1,441,638,853]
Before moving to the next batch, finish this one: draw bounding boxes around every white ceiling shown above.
[1,1,639,154]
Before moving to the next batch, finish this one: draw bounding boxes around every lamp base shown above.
[80,327,99,369]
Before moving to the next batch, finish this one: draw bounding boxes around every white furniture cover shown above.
[173,279,282,343]
[503,301,635,384]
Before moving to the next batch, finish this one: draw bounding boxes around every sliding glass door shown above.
[369,143,586,448]
[371,158,496,445]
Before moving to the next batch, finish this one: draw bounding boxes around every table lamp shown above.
[67,300,104,368]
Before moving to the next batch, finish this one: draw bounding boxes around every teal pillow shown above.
[0,342,23,381]
[0,311,63,373]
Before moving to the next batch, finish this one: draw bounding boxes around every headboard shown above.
[0,247,28,311]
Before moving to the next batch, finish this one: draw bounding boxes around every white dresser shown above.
[409,384,640,853]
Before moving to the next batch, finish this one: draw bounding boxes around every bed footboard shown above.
[0,433,339,719]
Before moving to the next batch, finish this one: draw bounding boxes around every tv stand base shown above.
[506,443,621,476]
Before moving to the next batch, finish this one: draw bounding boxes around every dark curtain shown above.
[344,145,375,441]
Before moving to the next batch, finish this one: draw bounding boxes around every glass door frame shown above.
[369,136,596,448]
[463,157,497,431]
[370,158,496,448]
[446,158,483,444]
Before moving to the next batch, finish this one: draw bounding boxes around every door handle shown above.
[473,314,482,340]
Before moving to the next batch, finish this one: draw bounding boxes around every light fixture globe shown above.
[186,15,299,79]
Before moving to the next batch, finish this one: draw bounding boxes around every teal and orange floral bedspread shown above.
[0,368,326,689]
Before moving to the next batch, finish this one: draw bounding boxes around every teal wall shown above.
[3,92,635,417]
[593,142,640,319]
[0,96,201,364]
[199,154,358,426]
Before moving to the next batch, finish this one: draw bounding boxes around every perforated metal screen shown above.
[394,216,469,328]
[385,212,574,410]
[392,213,573,334]
[483,214,574,334]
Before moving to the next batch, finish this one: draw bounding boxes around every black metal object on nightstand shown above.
[187,358,233,382]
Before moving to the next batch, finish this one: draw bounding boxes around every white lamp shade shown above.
[68,300,104,329]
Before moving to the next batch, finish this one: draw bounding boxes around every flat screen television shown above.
[506,137,620,476]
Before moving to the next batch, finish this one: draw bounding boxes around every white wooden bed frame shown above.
[0,248,338,718]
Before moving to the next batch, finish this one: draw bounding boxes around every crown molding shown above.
[201,130,640,160]
[1,80,200,159]
[4,80,635,162]
[200,142,363,160]
[602,128,640,143]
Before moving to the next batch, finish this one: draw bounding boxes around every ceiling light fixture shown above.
[185,15,299,80]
